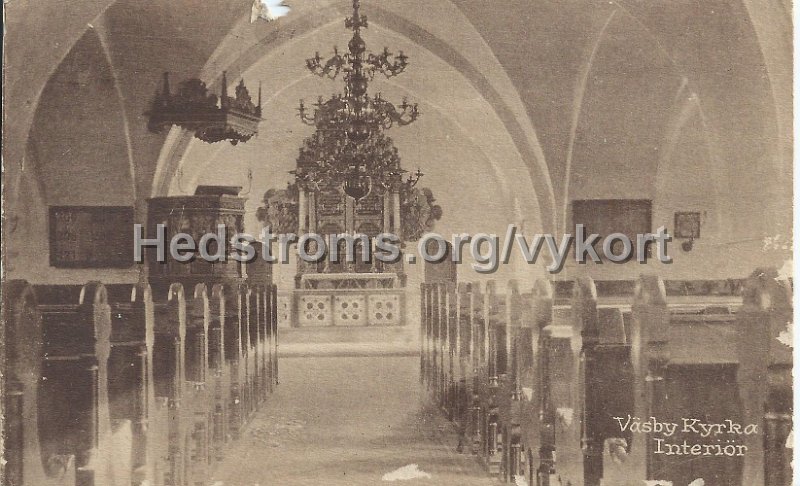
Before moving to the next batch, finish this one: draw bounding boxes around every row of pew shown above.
[4,279,279,486]
[420,268,792,485]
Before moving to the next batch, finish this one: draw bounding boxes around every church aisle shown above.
[210,356,497,486]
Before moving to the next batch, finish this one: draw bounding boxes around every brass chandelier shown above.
[294,0,421,201]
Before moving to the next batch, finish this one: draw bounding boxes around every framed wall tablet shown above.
[49,206,134,268]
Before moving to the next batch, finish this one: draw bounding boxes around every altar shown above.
[262,1,440,328]
[292,273,404,327]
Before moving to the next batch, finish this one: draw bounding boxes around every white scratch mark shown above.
[778,322,793,348]
[514,474,529,486]
[777,259,793,281]
[382,464,432,481]
[606,437,628,464]
[521,386,533,402]
[556,407,574,427]
[643,481,673,486]
[688,480,705,486]
[251,0,291,23]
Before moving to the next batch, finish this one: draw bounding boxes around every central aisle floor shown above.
[211,356,497,486]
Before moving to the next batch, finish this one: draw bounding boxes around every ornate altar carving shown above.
[401,187,443,241]
[355,192,383,216]
[317,189,345,216]
[255,185,300,234]
[266,0,447,328]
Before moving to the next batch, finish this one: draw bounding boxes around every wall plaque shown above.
[674,211,702,239]
[49,206,134,268]
[572,199,653,258]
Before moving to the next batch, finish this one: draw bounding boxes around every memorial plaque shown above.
[49,206,134,268]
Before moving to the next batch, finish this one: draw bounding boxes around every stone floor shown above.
[210,355,497,486]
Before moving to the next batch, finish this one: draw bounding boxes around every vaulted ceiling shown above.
[4,0,792,281]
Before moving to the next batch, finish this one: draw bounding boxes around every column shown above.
[392,189,401,238]
[383,192,391,233]
[298,188,308,234]
[307,190,316,233]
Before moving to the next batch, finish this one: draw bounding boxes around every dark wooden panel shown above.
[49,206,134,268]
[571,199,652,258]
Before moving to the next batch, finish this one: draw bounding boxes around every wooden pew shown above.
[736,269,792,486]
[224,284,246,438]
[491,281,524,482]
[242,284,257,415]
[421,271,790,486]
[587,272,791,486]
[430,283,441,401]
[208,284,230,463]
[437,280,487,460]
[587,275,664,486]
[267,284,277,393]
[269,284,279,388]
[185,284,211,484]
[444,282,458,420]
[481,280,506,474]
[517,279,549,484]
[475,281,493,460]
[34,283,125,486]
[106,283,169,486]
[422,282,435,389]
[467,282,486,455]
[535,278,589,486]
[626,275,745,485]
[452,282,466,431]
[454,282,474,452]
[546,276,661,486]
[441,282,452,410]
[242,284,257,421]
[250,284,267,405]
[574,278,634,486]
[420,283,428,386]
[255,284,270,402]
[246,245,274,399]
[432,282,443,407]
[4,280,77,486]
[270,284,279,390]
[150,283,188,486]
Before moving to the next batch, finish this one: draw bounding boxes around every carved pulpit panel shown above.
[147,190,246,288]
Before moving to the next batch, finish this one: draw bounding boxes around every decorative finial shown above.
[162,72,171,97]
[257,81,263,116]
[147,69,261,144]
[222,71,229,107]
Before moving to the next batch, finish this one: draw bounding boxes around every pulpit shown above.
[146,185,247,290]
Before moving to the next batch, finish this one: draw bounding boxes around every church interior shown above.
[2,0,794,484]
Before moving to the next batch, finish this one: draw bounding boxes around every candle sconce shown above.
[674,211,703,252]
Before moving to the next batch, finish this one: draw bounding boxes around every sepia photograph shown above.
[1,0,794,484]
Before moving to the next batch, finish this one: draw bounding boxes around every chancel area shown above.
[3,0,793,485]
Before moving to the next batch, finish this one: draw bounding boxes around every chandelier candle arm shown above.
[294,0,421,202]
